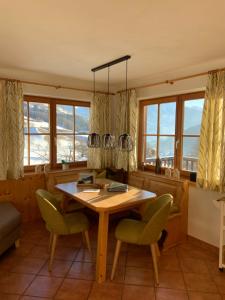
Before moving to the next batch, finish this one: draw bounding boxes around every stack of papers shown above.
[107,182,128,192]
[83,189,100,193]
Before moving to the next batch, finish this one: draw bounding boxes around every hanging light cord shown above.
[93,72,96,98]
[108,67,110,95]
[125,59,129,132]
[126,60,128,99]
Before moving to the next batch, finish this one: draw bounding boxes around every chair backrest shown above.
[138,194,173,245]
[36,189,67,234]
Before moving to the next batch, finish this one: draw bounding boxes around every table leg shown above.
[96,211,109,283]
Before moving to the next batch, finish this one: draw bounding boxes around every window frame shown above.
[141,96,177,168]
[24,95,90,172]
[138,91,205,177]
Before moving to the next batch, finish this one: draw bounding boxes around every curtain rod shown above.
[117,66,225,93]
[0,77,115,95]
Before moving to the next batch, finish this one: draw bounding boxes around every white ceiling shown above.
[0,0,225,90]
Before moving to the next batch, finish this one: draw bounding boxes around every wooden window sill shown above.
[136,168,197,185]
[24,166,90,176]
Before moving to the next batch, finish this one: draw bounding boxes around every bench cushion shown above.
[0,202,21,240]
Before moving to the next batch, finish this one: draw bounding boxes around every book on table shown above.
[107,182,128,192]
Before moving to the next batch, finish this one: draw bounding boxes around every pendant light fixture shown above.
[118,59,133,151]
[87,72,101,148]
[87,132,101,148]
[102,66,115,149]
[88,55,132,151]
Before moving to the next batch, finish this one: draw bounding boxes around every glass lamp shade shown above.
[118,133,133,151]
[102,133,115,149]
[87,133,101,148]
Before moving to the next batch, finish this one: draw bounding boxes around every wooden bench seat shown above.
[128,171,189,249]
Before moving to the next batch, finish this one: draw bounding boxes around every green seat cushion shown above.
[46,211,89,235]
[64,212,89,234]
[54,193,64,202]
[115,218,146,244]
[66,201,84,212]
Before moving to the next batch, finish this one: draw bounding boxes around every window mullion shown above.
[27,102,30,166]
[73,106,75,162]
[157,104,160,158]
[175,96,182,170]
[50,102,56,168]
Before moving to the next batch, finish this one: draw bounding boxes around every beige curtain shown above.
[114,89,138,171]
[0,80,24,180]
[197,71,225,192]
[87,93,112,169]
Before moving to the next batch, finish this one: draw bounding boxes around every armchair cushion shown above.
[64,212,89,234]
[115,218,146,244]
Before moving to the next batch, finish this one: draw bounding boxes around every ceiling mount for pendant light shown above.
[88,55,132,151]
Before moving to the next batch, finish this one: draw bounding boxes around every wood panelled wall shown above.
[0,169,189,249]
[0,174,46,222]
[0,168,90,223]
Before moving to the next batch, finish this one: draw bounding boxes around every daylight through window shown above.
[56,105,90,163]
[24,101,50,165]
[139,92,205,174]
[24,96,90,168]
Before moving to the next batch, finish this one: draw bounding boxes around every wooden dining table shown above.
[55,178,156,283]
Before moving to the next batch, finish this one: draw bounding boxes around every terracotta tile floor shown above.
[0,219,224,300]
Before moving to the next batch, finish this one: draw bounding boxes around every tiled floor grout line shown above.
[210,263,223,297]
[19,232,80,298]
[86,280,95,300]
[20,273,39,298]
[2,222,225,299]
[120,243,128,300]
[176,242,225,299]
[15,240,48,299]
[52,242,84,299]
[174,245,190,300]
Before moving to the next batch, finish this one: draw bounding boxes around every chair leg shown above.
[150,243,159,285]
[48,233,58,272]
[155,243,161,258]
[48,231,53,252]
[84,230,92,257]
[111,240,122,280]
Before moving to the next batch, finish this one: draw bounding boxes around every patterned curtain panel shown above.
[197,71,225,192]
[0,80,24,180]
[114,89,138,172]
[87,93,112,169]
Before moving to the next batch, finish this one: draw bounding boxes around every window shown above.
[24,101,50,165]
[181,94,204,172]
[24,96,90,169]
[143,99,176,168]
[139,92,205,174]
[56,105,90,163]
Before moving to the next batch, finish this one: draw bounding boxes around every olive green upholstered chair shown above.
[36,189,91,271]
[111,194,173,285]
